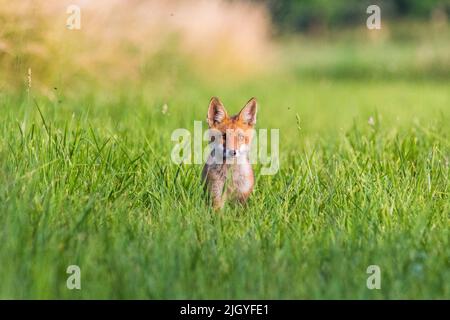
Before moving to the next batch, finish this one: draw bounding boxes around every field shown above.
[0,4,449,299]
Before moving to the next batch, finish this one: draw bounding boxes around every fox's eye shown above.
[238,134,244,141]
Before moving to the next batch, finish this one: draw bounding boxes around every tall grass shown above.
[0,73,448,298]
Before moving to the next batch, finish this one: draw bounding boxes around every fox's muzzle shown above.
[224,149,237,158]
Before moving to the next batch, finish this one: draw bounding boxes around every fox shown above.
[202,97,257,210]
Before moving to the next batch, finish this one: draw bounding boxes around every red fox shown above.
[202,97,257,210]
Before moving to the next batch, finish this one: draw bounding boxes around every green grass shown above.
[1,23,449,298]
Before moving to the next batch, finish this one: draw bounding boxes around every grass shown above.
[0,22,449,299]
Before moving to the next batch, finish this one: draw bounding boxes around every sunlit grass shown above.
[0,73,448,298]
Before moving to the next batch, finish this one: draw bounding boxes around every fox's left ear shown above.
[238,97,257,126]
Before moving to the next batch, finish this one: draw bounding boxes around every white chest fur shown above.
[229,161,253,194]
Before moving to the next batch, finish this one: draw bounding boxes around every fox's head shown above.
[206,97,257,161]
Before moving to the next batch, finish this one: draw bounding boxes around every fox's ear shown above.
[238,97,257,126]
[207,97,228,127]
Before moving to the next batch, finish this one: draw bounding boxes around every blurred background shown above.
[1,0,449,95]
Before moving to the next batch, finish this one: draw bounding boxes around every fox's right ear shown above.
[207,97,228,127]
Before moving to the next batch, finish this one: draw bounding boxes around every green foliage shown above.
[261,0,450,31]
[1,72,449,298]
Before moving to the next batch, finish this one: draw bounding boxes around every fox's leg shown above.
[202,179,225,210]
[235,191,250,204]
[202,163,227,210]
[210,179,226,210]
[231,163,254,205]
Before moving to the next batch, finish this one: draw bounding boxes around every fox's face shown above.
[206,97,257,161]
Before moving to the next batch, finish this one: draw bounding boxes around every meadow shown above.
[0,2,449,299]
